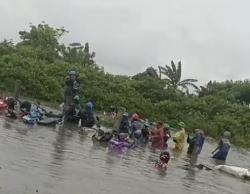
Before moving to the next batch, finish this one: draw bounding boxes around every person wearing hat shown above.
[212,131,231,161]
[118,112,130,134]
[79,101,95,128]
[64,70,80,100]
[63,70,80,121]
[173,123,186,151]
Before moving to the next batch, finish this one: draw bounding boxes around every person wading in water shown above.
[62,70,80,123]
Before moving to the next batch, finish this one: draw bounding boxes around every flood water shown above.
[0,116,249,194]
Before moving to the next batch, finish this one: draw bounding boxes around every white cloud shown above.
[1,0,250,84]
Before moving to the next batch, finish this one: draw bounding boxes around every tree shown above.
[1,23,250,148]
[132,67,158,80]
[61,42,96,67]
[0,39,15,56]
[159,60,198,93]
[17,22,67,62]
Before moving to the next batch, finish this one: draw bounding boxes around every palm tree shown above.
[158,60,198,93]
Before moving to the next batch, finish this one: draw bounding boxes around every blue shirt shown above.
[195,133,205,154]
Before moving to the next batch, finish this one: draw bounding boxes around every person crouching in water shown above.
[150,122,165,149]
[189,129,205,166]
[79,101,95,128]
[155,151,170,171]
[173,123,186,151]
[212,131,231,161]
[118,112,130,134]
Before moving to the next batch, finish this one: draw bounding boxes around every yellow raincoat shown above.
[173,128,185,151]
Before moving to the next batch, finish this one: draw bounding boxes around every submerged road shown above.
[0,116,249,194]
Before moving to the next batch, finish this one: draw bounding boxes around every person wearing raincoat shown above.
[173,122,186,151]
[212,131,231,161]
[79,101,95,128]
[118,112,130,134]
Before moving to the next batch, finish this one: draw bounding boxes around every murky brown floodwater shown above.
[0,116,249,194]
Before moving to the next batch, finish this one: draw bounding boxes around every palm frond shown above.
[158,66,167,73]
[163,64,176,83]
[171,60,180,84]
[159,66,171,81]
[159,61,199,92]
[171,60,177,75]
[180,79,198,84]
[179,84,189,95]
[162,78,173,85]
[176,61,182,83]
[179,82,199,90]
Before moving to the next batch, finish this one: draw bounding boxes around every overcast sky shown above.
[1,0,250,85]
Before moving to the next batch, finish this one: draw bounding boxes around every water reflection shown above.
[182,167,197,189]
[78,130,88,143]
[171,148,182,160]
[147,151,158,164]
[3,120,12,129]
[3,119,30,136]
[104,153,115,176]
[49,125,67,179]
[211,158,226,166]
[0,119,249,194]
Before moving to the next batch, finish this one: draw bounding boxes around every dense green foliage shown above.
[0,23,250,147]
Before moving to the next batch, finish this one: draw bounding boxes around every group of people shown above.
[1,70,232,172]
[63,70,232,165]
[0,70,95,127]
[4,97,37,118]
[112,112,231,171]
[62,70,95,127]
[186,129,231,162]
